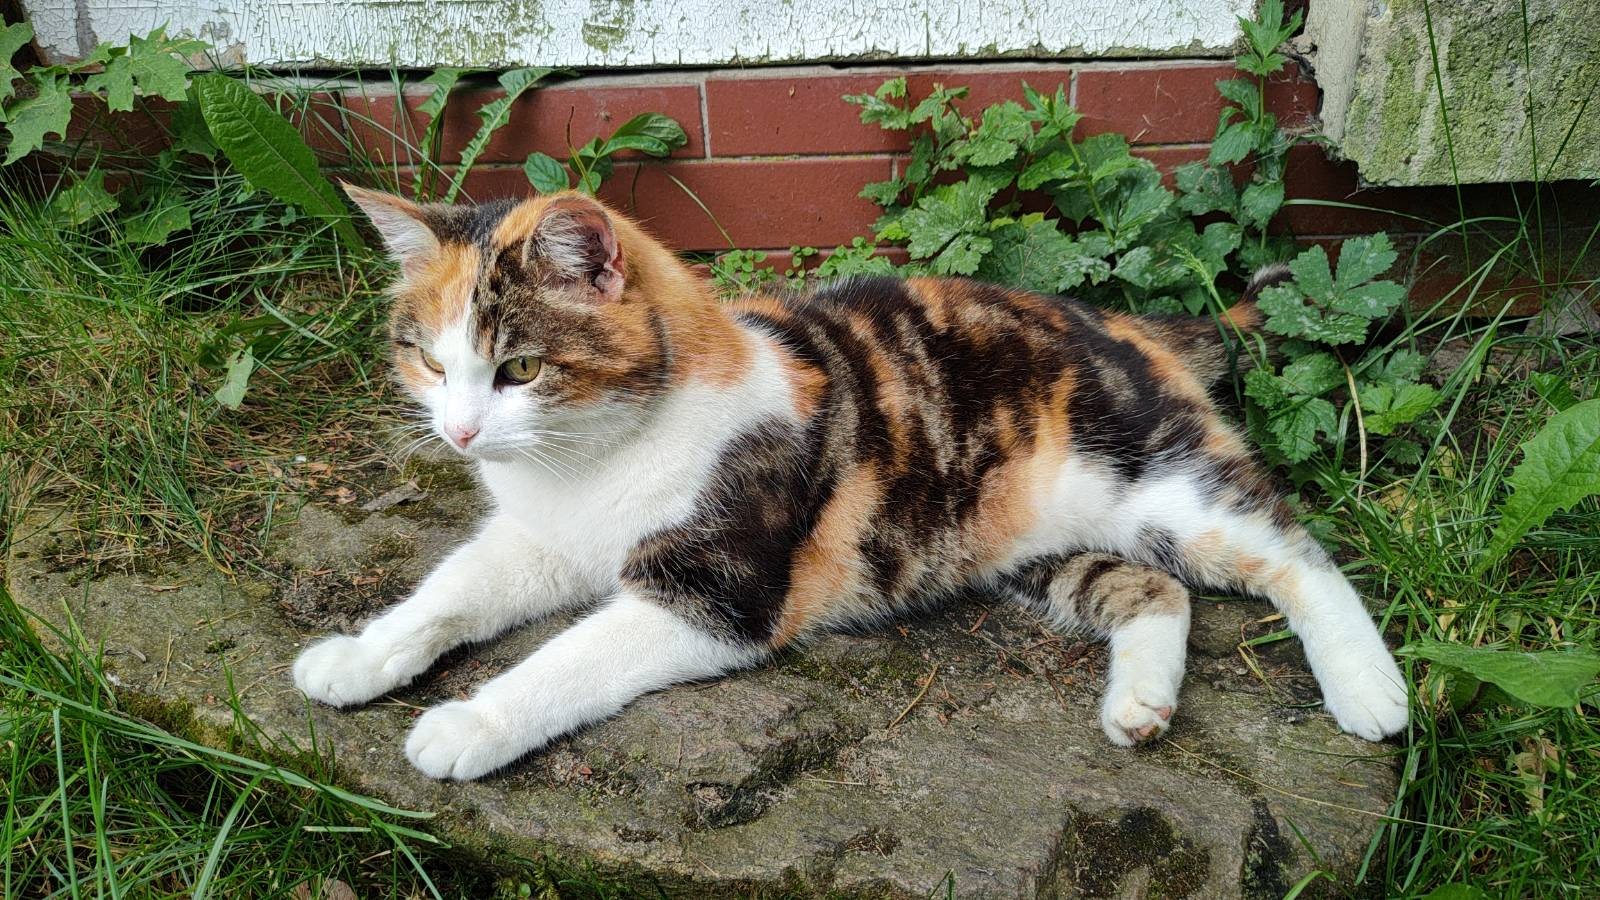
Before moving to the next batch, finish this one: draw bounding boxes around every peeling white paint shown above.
[22,0,1250,68]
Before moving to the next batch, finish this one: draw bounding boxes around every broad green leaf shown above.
[444,67,555,202]
[4,75,72,164]
[1238,179,1284,229]
[1400,640,1600,708]
[1018,150,1077,191]
[1333,232,1398,291]
[1,22,33,106]
[981,215,1105,294]
[1245,369,1337,462]
[50,171,120,225]
[1209,121,1255,164]
[1329,280,1406,318]
[1358,381,1440,435]
[1257,283,1369,344]
[1174,162,1236,217]
[1480,399,1600,570]
[1361,347,1427,384]
[215,347,256,410]
[1287,244,1336,303]
[604,112,688,157]
[523,152,569,193]
[1528,371,1578,411]
[859,178,904,206]
[932,233,992,276]
[1279,352,1343,397]
[194,74,359,248]
[84,27,203,112]
[900,177,999,262]
[124,194,193,245]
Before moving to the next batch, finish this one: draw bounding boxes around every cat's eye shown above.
[499,356,543,385]
[417,347,444,374]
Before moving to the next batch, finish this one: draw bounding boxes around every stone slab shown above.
[9,461,1399,898]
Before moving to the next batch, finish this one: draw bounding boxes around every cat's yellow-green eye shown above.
[417,347,444,374]
[499,356,543,385]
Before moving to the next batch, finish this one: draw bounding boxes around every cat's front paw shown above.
[405,701,525,780]
[292,635,409,707]
[1100,674,1179,746]
[1320,650,1409,741]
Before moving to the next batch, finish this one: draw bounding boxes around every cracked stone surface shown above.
[10,461,1399,898]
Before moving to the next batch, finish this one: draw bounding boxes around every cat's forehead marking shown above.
[402,241,481,337]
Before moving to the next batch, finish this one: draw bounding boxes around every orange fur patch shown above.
[772,465,883,645]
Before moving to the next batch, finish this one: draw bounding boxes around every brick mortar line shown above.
[698,82,713,159]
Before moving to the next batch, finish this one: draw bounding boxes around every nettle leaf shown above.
[846,77,914,129]
[1209,121,1256,165]
[1174,162,1237,217]
[982,214,1105,294]
[4,75,72,164]
[958,100,1031,166]
[1215,78,1261,120]
[1,22,33,106]
[1400,640,1600,708]
[1018,150,1077,191]
[1238,179,1284,229]
[193,74,360,248]
[1361,347,1428,384]
[1359,381,1440,435]
[50,171,121,226]
[1479,399,1600,570]
[900,177,999,262]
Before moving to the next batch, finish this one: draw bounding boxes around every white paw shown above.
[1100,675,1180,747]
[1320,650,1409,741]
[405,701,522,780]
[292,635,411,707]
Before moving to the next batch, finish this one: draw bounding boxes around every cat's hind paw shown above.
[292,635,406,708]
[405,701,522,780]
[1100,678,1178,747]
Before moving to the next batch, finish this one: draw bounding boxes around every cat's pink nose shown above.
[446,424,479,448]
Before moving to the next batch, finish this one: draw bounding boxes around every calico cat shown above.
[292,187,1408,780]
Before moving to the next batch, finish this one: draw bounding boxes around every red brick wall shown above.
[56,59,1599,309]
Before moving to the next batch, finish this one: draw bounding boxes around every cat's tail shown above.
[1155,264,1291,385]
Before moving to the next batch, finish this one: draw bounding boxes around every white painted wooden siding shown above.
[23,0,1250,68]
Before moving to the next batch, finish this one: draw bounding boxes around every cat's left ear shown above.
[342,184,440,277]
[526,195,626,304]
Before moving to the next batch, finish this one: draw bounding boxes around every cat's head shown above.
[346,187,701,461]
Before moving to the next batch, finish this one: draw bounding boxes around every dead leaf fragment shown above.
[361,480,428,511]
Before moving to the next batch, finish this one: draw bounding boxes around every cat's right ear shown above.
[342,184,440,276]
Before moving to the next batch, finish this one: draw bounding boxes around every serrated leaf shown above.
[4,75,72,164]
[1279,352,1343,396]
[1258,284,1370,344]
[606,112,688,157]
[900,177,999,262]
[1479,399,1600,570]
[1238,179,1284,228]
[981,216,1105,293]
[860,178,904,206]
[1174,162,1237,217]
[444,67,555,202]
[215,347,255,410]
[1400,640,1600,708]
[1359,381,1439,435]
[124,193,193,245]
[50,171,120,225]
[1265,395,1337,463]
[194,74,359,248]
[1,22,33,106]
[1334,233,1399,291]
[523,152,569,193]
[959,100,1030,166]
[1288,244,1336,302]
[1330,280,1407,318]
[1362,347,1428,384]
[417,68,467,120]
[1209,121,1256,165]
[1018,150,1077,190]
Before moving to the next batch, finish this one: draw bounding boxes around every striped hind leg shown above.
[1005,553,1191,746]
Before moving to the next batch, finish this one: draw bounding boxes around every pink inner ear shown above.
[542,199,626,303]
